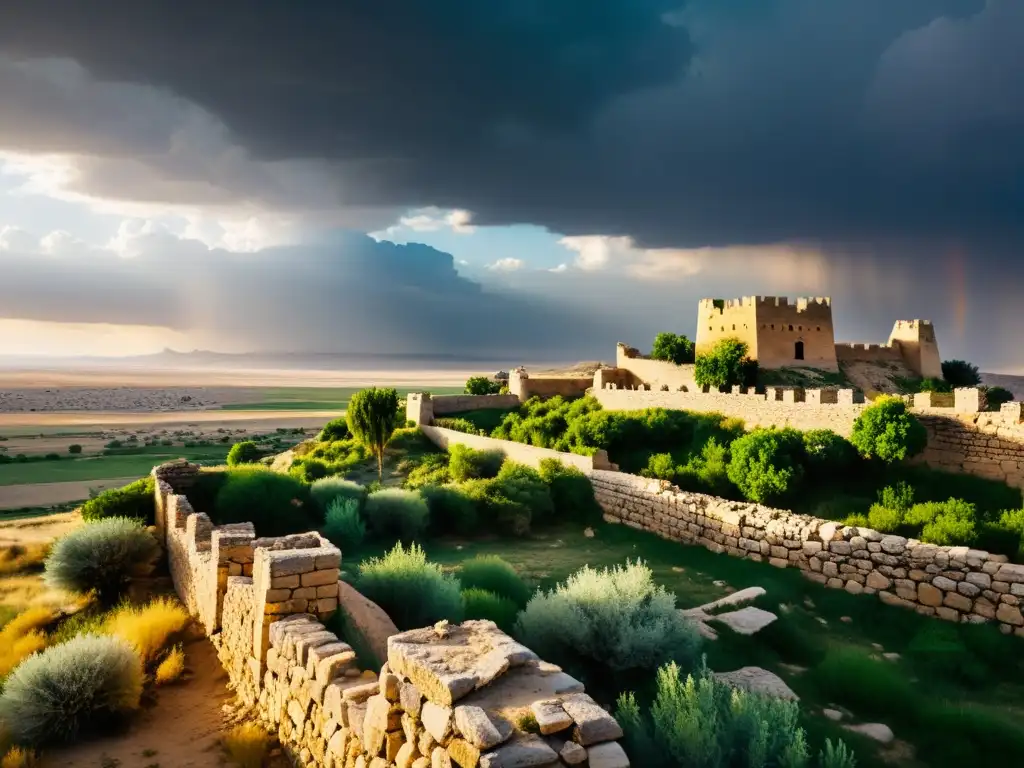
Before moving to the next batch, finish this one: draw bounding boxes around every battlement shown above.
[698,296,832,315]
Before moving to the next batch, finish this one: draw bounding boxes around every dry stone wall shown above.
[591,470,1024,636]
[420,424,615,472]
[153,460,629,766]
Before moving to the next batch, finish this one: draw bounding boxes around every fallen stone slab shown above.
[559,693,624,746]
[587,741,631,768]
[454,705,506,749]
[388,620,539,707]
[530,699,572,735]
[479,733,559,768]
[714,667,799,701]
[711,606,778,636]
[699,586,767,613]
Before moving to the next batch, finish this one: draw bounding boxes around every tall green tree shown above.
[694,338,758,390]
[941,359,981,388]
[347,387,402,480]
[650,332,695,365]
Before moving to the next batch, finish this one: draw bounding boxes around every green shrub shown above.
[643,453,677,482]
[727,428,805,504]
[293,458,330,482]
[538,459,601,523]
[988,509,1024,560]
[355,543,463,630]
[80,477,155,525]
[0,634,143,746]
[403,453,452,489]
[942,359,981,388]
[459,479,532,536]
[867,503,904,533]
[516,561,701,672]
[213,467,314,536]
[68,444,82,455]
[677,438,734,497]
[905,623,990,688]
[318,417,351,442]
[650,332,695,365]
[44,518,158,604]
[879,481,915,512]
[818,739,858,768]
[448,444,504,482]
[311,477,367,513]
[850,396,927,463]
[347,387,402,480]
[694,338,758,390]
[434,417,481,435]
[616,661,826,768]
[918,377,952,393]
[493,462,554,522]
[803,429,855,472]
[984,386,1014,410]
[226,441,262,466]
[461,588,519,633]
[420,485,479,536]
[904,498,978,546]
[464,376,502,396]
[458,555,531,606]
[364,489,429,542]
[323,498,366,551]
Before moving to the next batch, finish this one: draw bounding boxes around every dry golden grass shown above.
[105,597,190,666]
[154,644,186,685]
[0,544,50,577]
[0,746,37,768]
[222,723,271,768]
[0,607,57,680]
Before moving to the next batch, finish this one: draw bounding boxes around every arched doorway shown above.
[795,341,805,361]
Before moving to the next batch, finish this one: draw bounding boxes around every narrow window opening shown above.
[795,341,805,360]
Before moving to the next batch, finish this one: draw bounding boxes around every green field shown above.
[219,386,463,411]
[0,446,230,486]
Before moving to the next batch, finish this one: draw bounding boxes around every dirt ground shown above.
[43,634,238,768]
[0,510,81,546]
[0,477,142,510]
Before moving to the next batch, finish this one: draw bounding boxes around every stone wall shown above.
[592,386,1024,490]
[590,470,1024,637]
[613,343,696,391]
[431,393,522,416]
[420,425,615,472]
[509,369,593,401]
[153,460,629,766]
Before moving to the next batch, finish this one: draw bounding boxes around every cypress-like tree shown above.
[346,387,401,480]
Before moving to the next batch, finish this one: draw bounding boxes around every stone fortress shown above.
[695,295,941,377]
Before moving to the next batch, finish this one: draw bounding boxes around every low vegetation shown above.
[225,440,263,466]
[464,376,505,396]
[355,542,463,630]
[44,517,159,604]
[650,332,696,365]
[80,476,155,525]
[221,723,272,768]
[694,338,759,390]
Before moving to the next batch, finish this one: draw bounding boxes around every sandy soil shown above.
[0,367,473,389]
[0,510,81,545]
[43,634,237,768]
[0,477,143,510]
[0,410,342,429]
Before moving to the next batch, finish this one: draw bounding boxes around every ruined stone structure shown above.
[692,295,941,377]
[590,471,1024,636]
[697,296,839,371]
[154,460,629,767]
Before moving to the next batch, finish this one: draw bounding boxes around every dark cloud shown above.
[0,231,614,359]
[2,0,1020,251]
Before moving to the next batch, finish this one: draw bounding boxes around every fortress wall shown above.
[592,388,1024,489]
[592,386,868,436]
[696,297,760,359]
[754,297,838,371]
[508,370,593,401]
[834,342,905,364]
[614,343,697,391]
[591,470,1024,636]
[152,459,628,767]
[430,393,520,416]
[420,424,615,471]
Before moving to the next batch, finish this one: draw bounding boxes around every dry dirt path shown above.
[44,634,236,768]
[0,477,141,510]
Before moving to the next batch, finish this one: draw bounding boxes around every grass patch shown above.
[221,723,271,767]
[0,447,231,486]
[219,386,462,411]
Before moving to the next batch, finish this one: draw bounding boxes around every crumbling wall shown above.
[153,460,630,766]
[508,369,593,401]
[591,470,1024,637]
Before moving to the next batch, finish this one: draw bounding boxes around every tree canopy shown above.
[347,387,402,480]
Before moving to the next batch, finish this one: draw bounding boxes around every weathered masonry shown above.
[153,460,630,767]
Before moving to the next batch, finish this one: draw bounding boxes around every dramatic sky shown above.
[0,1,1021,368]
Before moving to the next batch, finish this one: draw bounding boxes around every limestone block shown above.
[303,568,341,587]
[996,603,1024,626]
[560,741,587,765]
[918,582,943,607]
[454,705,504,749]
[943,592,973,612]
[477,734,559,768]
[343,681,381,703]
[419,728,438,757]
[269,551,317,577]
[396,742,420,768]
[401,681,424,719]
[880,536,907,555]
[432,746,453,768]
[966,572,992,589]
[587,741,631,768]
[932,576,958,592]
[447,737,481,768]
[295,630,339,666]
[272,574,301,589]
[386,730,405,762]
[530,699,573,735]
[714,667,798,701]
[866,571,892,590]
[423,703,455,747]
[559,693,624,746]
[995,563,1024,584]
